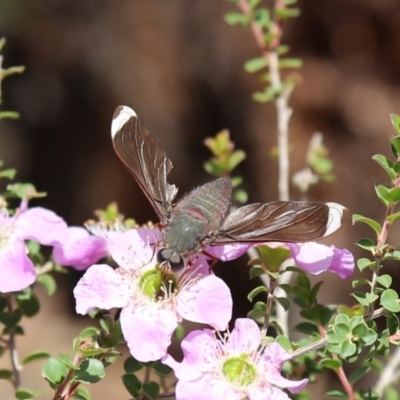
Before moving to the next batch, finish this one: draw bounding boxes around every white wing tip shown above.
[323,202,346,237]
[111,105,137,139]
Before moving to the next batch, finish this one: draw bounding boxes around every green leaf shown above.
[17,294,40,317]
[249,266,266,279]
[224,12,249,26]
[73,387,91,400]
[294,322,319,335]
[253,8,270,28]
[0,168,17,179]
[325,390,347,399]
[78,327,99,339]
[57,353,78,369]
[357,258,374,271]
[233,189,248,204]
[124,357,143,373]
[153,361,172,377]
[142,382,160,400]
[227,150,246,171]
[22,351,51,365]
[352,278,371,288]
[365,293,379,304]
[309,281,323,305]
[122,373,142,398]
[320,358,342,370]
[374,184,390,206]
[384,387,399,400]
[80,348,105,358]
[0,308,23,328]
[247,301,266,320]
[387,313,399,335]
[249,0,262,7]
[371,154,395,180]
[275,335,291,351]
[390,114,400,135]
[278,58,302,69]
[6,183,46,201]
[275,7,301,19]
[0,369,13,380]
[375,184,400,205]
[387,210,400,223]
[244,57,268,73]
[351,323,368,338]
[352,214,381,236]
[351,292,370,307]
[360,329,377,346]
[37,274,57,296]
[355,238,375,252]
[300,304,334,325]
[275,297,291,311]
[41,358,68,385]
[335,314,350,325]
[0,111,20,120]
[247,285,268,302]
[0,296,7,313]
[340,339,357,358]
[333,323,350,339]
[252,86,280,103]
[380,289,400,312]
[390,134,400,158]
[74,359,105,383]
[349,364,371,385]
[376,274,392,288]
[393,161,400,174]
[255,245,291,271]
[15,388,39,399]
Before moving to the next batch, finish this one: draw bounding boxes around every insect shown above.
[111,105,344,271]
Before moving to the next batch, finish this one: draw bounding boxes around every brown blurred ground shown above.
[1,0,400,398]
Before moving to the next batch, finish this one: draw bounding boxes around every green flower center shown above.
[223,354,257,386]
[139,267,177,301]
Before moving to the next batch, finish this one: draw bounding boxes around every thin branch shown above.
[236,0,295,336]
[261,278,277,333]
[237,0,291,201]
[5,295,21,389]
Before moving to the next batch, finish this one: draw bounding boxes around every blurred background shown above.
[1,0,400,398]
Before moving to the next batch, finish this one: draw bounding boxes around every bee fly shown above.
[111,106,344,271]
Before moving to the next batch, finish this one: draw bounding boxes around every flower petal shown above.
[262,342,308,394]
[249,387,290,400]
[174,374,232,400]
[15,207,67,245]
[206,243,250,261]
[74,264,130,314]
[292,242,334,275]
[53,227,108,270]
[329,247,354,279]
[177,274,232,330]
[107,229,159,271]
[226,318,260,354]
[163,330,234,399]
[121,305,177,362]
[0,242,36,292]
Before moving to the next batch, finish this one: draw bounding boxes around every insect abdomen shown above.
[165,178,232,253]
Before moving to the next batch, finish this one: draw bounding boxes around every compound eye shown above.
[157,248,185,272]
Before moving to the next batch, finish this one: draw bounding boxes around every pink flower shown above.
[163,318,308,400]
[73,229,234,362]
[287,242,354,279]
[52,227,108,270]
[0,207,67,293]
